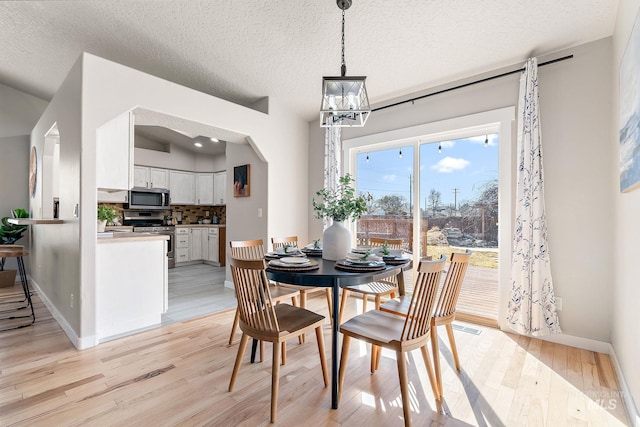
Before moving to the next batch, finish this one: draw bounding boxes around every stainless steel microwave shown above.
[126,188,170,210]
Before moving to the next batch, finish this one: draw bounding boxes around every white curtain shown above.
[507,58,561,336]
[323,126,341,228]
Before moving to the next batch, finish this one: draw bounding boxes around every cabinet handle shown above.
[146,181,149,188]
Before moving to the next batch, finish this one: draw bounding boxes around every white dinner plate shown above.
[280,257,310,264]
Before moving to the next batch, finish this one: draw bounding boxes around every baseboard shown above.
[609,345,640,427]
[30,277,96,350]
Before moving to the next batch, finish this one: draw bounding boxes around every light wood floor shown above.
[0,289,630,426]
[163,264,235,325]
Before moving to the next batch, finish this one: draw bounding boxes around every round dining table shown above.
[266,257,410,410]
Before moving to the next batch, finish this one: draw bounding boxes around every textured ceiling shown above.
[0,1,617,125]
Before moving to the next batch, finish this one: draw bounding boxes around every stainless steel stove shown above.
[123,210,175,268]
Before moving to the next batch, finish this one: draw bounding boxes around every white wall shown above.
[134,144,224,172]
[29,56,83,336]
[612,0,640,420]
[310,38,615,344]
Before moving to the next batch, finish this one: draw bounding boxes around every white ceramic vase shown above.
[322,221,351,261]
[97,220,107,232]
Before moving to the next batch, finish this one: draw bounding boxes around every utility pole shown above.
[452,188,460,213]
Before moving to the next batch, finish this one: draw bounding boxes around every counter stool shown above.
[0,245,35,331]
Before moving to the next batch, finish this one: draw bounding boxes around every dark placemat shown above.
[335,260,386,272]
[266,260,319,272]
[265,252,305,260]
[382,256,412,265]
[301,248,323,257]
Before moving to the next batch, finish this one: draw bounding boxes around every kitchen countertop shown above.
[98,232,169,243]
[8,218,64,225]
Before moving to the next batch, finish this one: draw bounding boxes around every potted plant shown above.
[97,206,118,232]
[0,208,29,245]
[312,174,371,260]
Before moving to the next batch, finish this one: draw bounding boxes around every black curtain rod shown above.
[372,54,574,113]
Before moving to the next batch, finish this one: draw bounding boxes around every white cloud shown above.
[382,174,396,182]
[440,140,455,148]
[468,135,497,147]
[431,157,470,173]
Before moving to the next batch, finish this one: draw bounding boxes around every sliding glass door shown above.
[354,132,500,324]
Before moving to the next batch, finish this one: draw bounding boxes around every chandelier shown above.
[320,0,370,127]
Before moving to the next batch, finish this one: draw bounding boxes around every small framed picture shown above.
[233,164,250,197]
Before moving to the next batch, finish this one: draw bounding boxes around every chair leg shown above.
[338,335,351,402]
[281,341,286,365]
[315,326,329,387]
[339,289,349,325]
[396,351,413,427]
[228,307,240,345]
[445,322,461,372]
[271,340,281,423]
[229,333,249,392]
[420,342,440,401]
[431,324,443,398]
[370,345,378,373]
[325,289,333,327]
[299,291,307,344]
[260,340,265,363]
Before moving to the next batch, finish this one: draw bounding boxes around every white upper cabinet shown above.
[169,170,195,204]
[96,111,133,190]
[196,173,214,205]
[134,166,169,189]
[149,168,169,189]
[213,171,226,205]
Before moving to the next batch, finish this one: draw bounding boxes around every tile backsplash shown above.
[97,203,226,225]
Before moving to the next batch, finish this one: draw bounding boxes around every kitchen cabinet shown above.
[201,228,209,261]
[175,228,190,264]
[169,170,195,204]
[213,171,226,205]
[96,111,133,190]
[190,228,203,261]
[134,166,169,189]
[196,173,214,205]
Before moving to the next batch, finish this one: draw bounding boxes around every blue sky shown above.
[356,133,499,211]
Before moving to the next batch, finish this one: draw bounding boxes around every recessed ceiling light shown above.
[210,137,219,143]
[194,142,203,148]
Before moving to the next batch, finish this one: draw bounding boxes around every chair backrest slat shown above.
[401,255,446,341]
[369,237,403,249]
[271,236,299,250]
[230,239,265,260]
[229,256,280,334]
[433,250,472,319]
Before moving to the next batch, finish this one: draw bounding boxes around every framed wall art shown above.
[620,8,640,192]
[233,164,250,197]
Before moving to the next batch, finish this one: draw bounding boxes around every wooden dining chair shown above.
[271,236,333,327]
[379,249,472,399]
[338,237,404,325]
[227,256,328,423]
[338,255,446,426]
[228,240,300,362]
